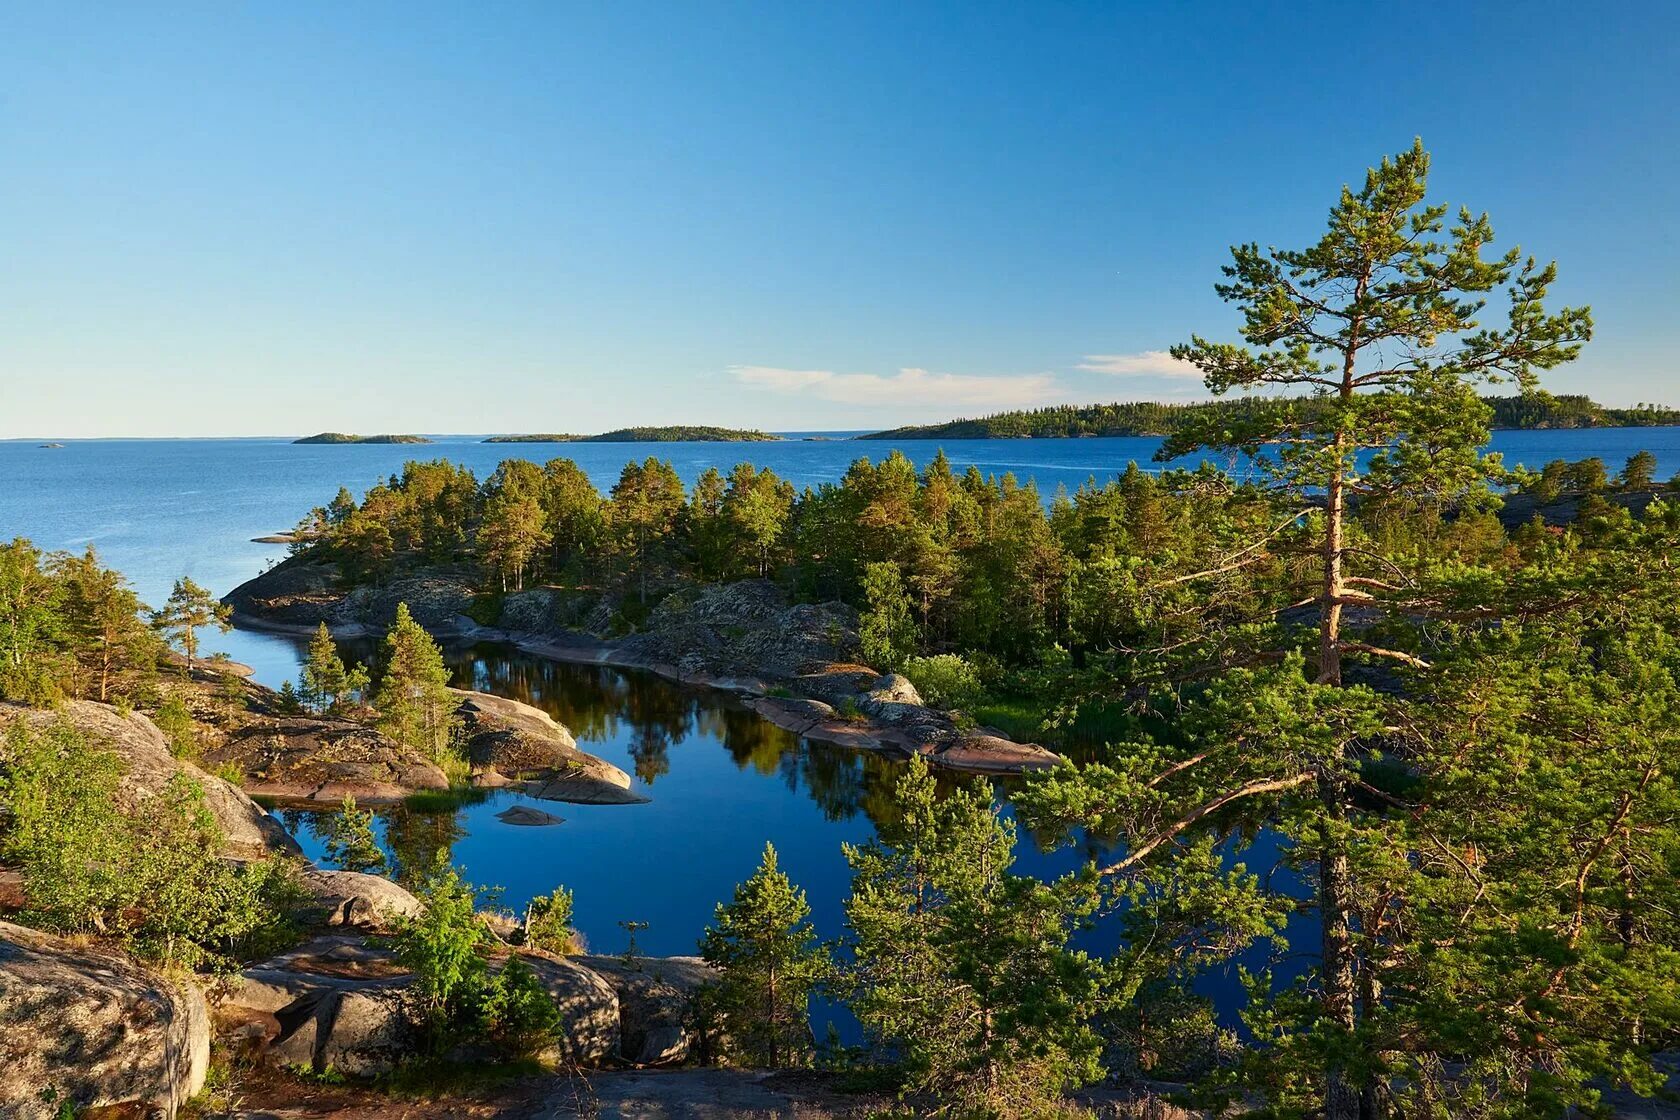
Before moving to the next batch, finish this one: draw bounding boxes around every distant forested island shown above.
[293,432,432,445]
[485,426,782,443]
[860,393,1680,440]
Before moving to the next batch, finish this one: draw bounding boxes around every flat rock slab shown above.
[930,733,1063,773]
[521,776,651,805]
[497,804,566,826]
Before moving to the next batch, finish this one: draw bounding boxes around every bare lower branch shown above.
[1099,771,1316,876]
[1338,641,1432,670]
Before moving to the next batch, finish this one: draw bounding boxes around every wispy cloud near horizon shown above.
[1076,350,1202,379]
[731,365,1062,409]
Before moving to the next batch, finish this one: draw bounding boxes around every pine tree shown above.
[152,576,231,672]
[299,622,368,715]
[374,603,461,772]
[699,842,829,1068]
[844,758,1107,1116]
[1619,449,1659,491]
[478,459,552,591]
[0,539,70,703]
[1069,140,1591,1120]
[323,794,385,874]
[55,546,157,702]
[609,457,686,602]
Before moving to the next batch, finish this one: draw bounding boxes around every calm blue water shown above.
[2,428,1675,966]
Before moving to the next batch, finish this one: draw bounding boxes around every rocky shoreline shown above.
[225,558,1064,775]
[0,697,713,1117]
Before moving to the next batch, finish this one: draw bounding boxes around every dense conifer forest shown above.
[861,392,1680,440]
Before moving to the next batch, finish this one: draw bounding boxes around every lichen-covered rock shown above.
[205,716,449,803]
[578,954,718,1066]
[864,672,923,709]
[927,732,1063,774]
[0,700,300,860]
[497,804,566,826]
[224,557,478,638]
[524,953,623,1063]
[224,936,414,1076]
[314,986,412,1077]
[454,688,639,804]
[624,580,861,679]
[0,920,210,1119]
[343,574,478,635]
[297,869,424,931]
[221,555,346,630]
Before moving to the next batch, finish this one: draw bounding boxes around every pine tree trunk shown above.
[1318,448,1346,686]
[1318,319,1364,1120]
[1320,773,1360,1120]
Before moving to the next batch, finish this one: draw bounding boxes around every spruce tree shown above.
[699,842,829,1068]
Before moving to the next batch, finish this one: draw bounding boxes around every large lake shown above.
[3,428,1676,971]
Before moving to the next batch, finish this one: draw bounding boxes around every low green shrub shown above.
[900,654,984,711]
[0,718,305,972]
[152,693,199,759]
[523,886,579,955]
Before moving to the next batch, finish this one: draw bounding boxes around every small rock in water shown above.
[497,804,566,827]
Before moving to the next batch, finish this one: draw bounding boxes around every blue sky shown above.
[3,1,1676,437]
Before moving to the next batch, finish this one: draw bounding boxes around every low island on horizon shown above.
[286,392,1680,449]
[293,432,434,445]
[484,426,782,443]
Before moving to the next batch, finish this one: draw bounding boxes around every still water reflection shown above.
[287,643,1109,963]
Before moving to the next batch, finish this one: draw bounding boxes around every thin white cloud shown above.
[731,365,1061,409]
[1076,350,1202,379]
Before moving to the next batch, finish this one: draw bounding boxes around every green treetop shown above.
[477,458,552,592]
[844,758,1108,1116]
[699,841,830,1069]
[1020,141,1600,1120]
[56,546,159,703]
[299,622,369,715]
[0,539,70,704]
[374,603,461,772]
[152,575,232,672]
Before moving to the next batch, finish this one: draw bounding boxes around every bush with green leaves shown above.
[523,885,579,955]
[0,718,305,971]
[393,859,565,1060]
[900,654,984,711]
[394,861,488,1046]
[479,955,564,1057]
[151,692,199,759]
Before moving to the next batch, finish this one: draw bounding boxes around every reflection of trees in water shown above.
[430,645,1078,844]
[280,802,465,886]
[620,673,695,784]
[707,706,793,777]
[381,805,465,886]
[446,645,630,742]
